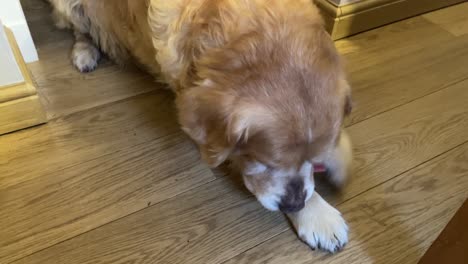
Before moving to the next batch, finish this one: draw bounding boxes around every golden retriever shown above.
[48,0,353,253]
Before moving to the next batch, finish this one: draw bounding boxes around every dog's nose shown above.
[279,178,306,213]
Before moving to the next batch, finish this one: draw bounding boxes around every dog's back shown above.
[50,0,159,73]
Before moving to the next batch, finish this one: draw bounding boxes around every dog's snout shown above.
[279,178,306,213]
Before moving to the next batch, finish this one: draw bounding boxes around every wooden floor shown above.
[419,199,468,264]
[1,1,467,263]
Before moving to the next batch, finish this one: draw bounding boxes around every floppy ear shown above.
[177,82,268,167]
[176,82,242,167]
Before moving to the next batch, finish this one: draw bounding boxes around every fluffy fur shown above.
[48,0,353,253]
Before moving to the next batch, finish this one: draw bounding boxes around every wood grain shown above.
[0,90,216,263]
[0,91,178,190]
[12,177,287,264]
[418,199,468,264]
[0,95,46,135]
[0,82,36,103]
[0,90,217,261]
[10,72,468,264]
[335,16,453,58]
[423,2,468,37]
[342,79,468,203]
[30,44,160,120]
[341,33,468,125]
[0,131,214,263]
[225,143,468,264]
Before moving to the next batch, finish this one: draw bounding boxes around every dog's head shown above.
[177,21,351,213]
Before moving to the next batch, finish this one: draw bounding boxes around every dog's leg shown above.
[52,8,71,29]
[323,129,353,187]
[71,30,100,73]
[288,191,348,253]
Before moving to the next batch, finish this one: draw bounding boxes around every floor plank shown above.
[336,16,453,69]
[12,177,287,264]
[0,91,215,263]
[0,133,213,263]
[21,0,159,119]
[423,2,468,37]
[30,47,160,119]
[341,79,468,203]
[342,33,468,125]
[418,199,468,264]
[11,75,468,264]
[224,143,468,264]
[0,91,177,190]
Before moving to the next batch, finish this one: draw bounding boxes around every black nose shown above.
[279,178,306,213]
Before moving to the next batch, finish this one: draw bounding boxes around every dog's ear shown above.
[177,81,269,167]
[177,83,224,167]
[176,82,239,167]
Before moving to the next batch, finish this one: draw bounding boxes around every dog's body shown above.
[49,0,353,253]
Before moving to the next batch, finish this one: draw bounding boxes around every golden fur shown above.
[49,0,353,252]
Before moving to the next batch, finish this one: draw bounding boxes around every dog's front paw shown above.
[290,193,348,253]
[297,207,348,253]
[72,42,100,73]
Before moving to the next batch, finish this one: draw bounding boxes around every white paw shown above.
[290,193,348,253]
[72,42,100,73]
[297,207,348,253]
